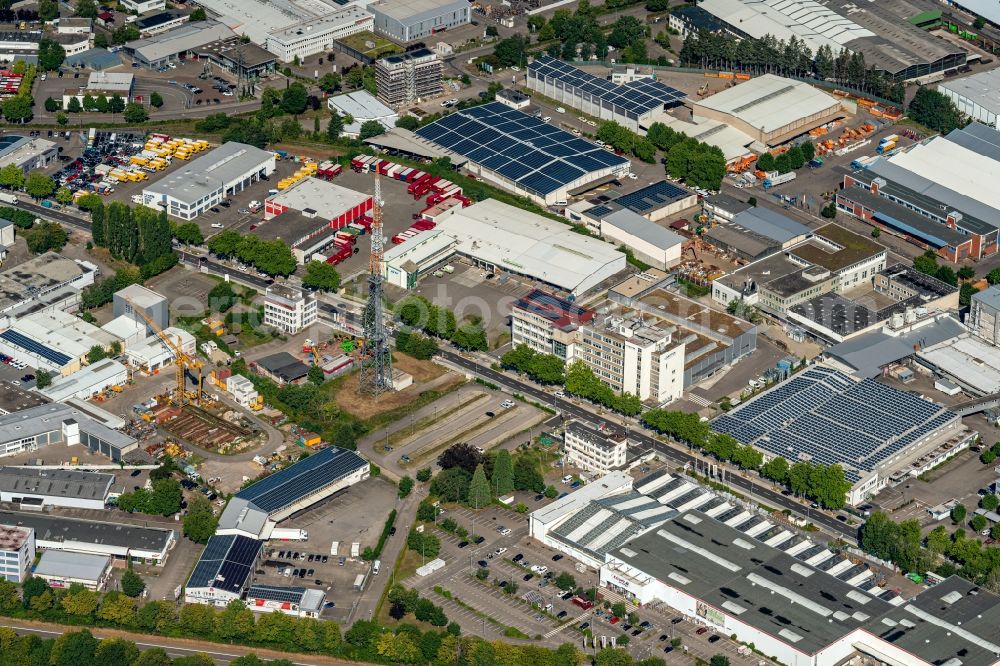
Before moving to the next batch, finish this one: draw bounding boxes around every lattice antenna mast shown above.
[359,172,393,397]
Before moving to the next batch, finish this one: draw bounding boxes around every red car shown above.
[696,627,709,635]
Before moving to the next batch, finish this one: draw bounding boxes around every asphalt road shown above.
[436,349,860,544]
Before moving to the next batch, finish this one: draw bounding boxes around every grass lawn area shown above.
[339,31,401,59]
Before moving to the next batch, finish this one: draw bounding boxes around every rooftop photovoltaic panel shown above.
[0,330,71,366]
[527,55,686,116]
[612,181,691,212]
[188,534,262,594]
[236,446,368,514]
[713,367,959,477]
[248,585,306,603]
[415,102,629,196]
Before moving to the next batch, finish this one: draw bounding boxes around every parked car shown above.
[552,554,563,561]
[708,635,720,644]
[696,627,708,635]
[130,470,141,477]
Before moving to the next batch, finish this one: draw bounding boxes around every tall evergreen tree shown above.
[493,450,514,496]
[468,464,492,509]
[90,205,106,247]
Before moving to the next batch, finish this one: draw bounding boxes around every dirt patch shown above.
[334,354,462,422]
[161,405,259,454]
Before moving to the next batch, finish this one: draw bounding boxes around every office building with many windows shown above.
[564,422,628,475]
[265,7,373,62]
[375,49,442,108]
[0,524,33,583]
[264,284,317,335]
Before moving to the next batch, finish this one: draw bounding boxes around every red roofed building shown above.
[511,289,594,360]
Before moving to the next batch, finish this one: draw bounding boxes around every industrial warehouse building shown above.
[217,446,370,539]
[533,468,1000,666]
[246,585,325,617]
[416,102,631,206]
[0,135,58,174]
[0,509,174,564]
[526,55,686,134]
[938,68,1000,127]
[370,0,470,42]
[259,177,372,264]
[0,309,119,376]
[692,75,844,147]
[714,365,973,503]
[124,326,196,374]
[125,20,236,69]
[433,199,627,296]
[595,209,684,270]
[326,91,398,139]
[143,142,276,219]
[383,229,457,289]
[265,7,373,62]
[0,252,96,320]
[0,467,117,510]
[698,0,966,81]
[836,122,1000,262]
[39,359,129,402]
[570,181,698,232]
[185,534,263,607]
[0,403,138,461]
[703,206,812,263]
[35,550,113,590]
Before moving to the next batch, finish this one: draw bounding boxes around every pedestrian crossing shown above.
[686,392,713,408]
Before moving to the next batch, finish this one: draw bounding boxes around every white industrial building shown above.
[246,584,326,617]
[692,75,843,147]
[263,177,372,226]
[510,289,595,360]
[34,550,113,590]
[264,284,318,335]
[369,0,470,42]
[326,91,398,139]
[598,209,684,270]
[0,510,175,565]
[0,467,115,510]
[383,229,457,289]
[564,422,628,475]
[121,0,165,13]
[0,524,34,583]
[0,309,119,376]
[124,327,196,374]
[265,7,373,62]
[39,359,129,402]
[125,20,237,69]
[142,141,276,219]
[433,199,626,296]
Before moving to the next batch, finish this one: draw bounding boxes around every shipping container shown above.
[762,171,797,189]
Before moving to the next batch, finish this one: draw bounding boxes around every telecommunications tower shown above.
[358,173,393,396]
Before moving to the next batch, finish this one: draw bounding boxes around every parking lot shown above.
[253,476,399,622]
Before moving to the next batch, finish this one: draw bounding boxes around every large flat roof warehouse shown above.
[0,509,174,557]
[0,467,115,503]
[712,365,963,486]
[917,334,1000,396]
[265,177,370,222]
[415,102,629,203]
[0,403,136,459]
[527,55,686,118]
[326,91,396,137]
[39,359,128,403]
[233,446,369,517]
[693,74,842,143]
[729,208,812,245]
[434,199,627,295]
[0,252,95,313]
[144,141,274,206]
[193,0,347,44]
[187,534,262,595]
[126,21,236,64]
[872,125,1000,221]
[950,0,1000,26]
[35,550,110,582]
[370,0,463,20]
[86,71,133,93]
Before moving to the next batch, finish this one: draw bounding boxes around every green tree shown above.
[554,572,576,590]
[988,268,1000,285]
[761,456,790,484]
[909,86,963,134]
[38,39,66,71]
[3,95,33,124]
[972,514,988,532]
[468,463,492,508]
[148,477,182,516]
[123,103,149,124]
[952,503,967,524]
[302,260,341,291]
[150,91,163,108]
[173,222,204,245]
[24,172,55,199]
[55,186,74,205]
[190,7,207,20]
[183,494,218,544]
[86,345,107,364]
[121,569,146,598]
[39,0,59,20]
[34,369,53,389]
[493,449,514,495]
[416,467,432,483]
[281,83,309,115]
[327,111,344,140]
[94,638,140,666]
[451,321,488,351]
[958,265,976,281]
[359,120,386,141]
[396,115,419,131]
[710,656,730,666]
[208,281,236,311]
[493,35,529,68]
[179,602,217,636]
[215,599,256,640]
[398,475,414,498]
[44,96,58,112]
[982,493,999,512]
[307,364,325,386]
[60,583,99,617]
[595,648,631,666]
[24,220,67,254]
[0,163,24,190]
[51,630,98,666]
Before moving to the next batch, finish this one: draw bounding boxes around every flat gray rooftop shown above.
[0,509,174,551]
[0,467,113,501]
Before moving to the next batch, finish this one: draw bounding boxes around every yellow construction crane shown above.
[124,297,204,406]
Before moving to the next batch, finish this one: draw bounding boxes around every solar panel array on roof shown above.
[0,329,72,366]
[611,181,691,212]
[713,366,958,475]
[188,534,262,593]
[248,584,306,604]
[236,446,368,514]
[528,55,685,117]
[414,102,629,197]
